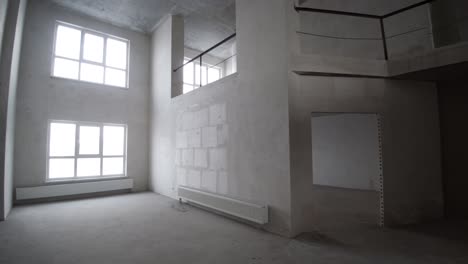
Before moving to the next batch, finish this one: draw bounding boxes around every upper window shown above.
[47,120,127,181]
[183,57,222,94]
[52,22,129,88]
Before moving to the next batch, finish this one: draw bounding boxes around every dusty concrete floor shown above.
[0,192,467,264]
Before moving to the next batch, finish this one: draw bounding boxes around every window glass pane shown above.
[183,84,194,94]
[49,158,75,179]
[80,63,104,84]
[105,68,126,88]
[49,123,76,156]
[208,67,220,83]
[53,58,79,80]
[103,157,124,175]
[195,64,207,86]
[202,66,207,85]
[55,25,81,60]
[194,63,200,85]
[83,33,104,63]
[183,61,194,85]
[79,126,100,155]
[103,126,125,156]
[106,38,127,69]
[77,158,101,177]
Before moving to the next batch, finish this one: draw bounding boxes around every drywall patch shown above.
[311,113,381,191]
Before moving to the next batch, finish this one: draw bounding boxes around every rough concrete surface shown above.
[0,193,467,264]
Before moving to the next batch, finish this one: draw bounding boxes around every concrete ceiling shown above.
[49,0,236,57]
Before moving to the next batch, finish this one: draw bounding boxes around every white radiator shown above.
[178,186,269,224]
[16,179,133,200]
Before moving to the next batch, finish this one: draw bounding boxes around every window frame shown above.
[183,57,222,94]
[51,21,130,89]
[46,119,128,182]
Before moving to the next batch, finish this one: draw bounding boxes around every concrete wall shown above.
[13,1,150,192]
[289,76,443,235]
[0,0,27,220]
[431,0,468,47]
[0,1,8,56]
[150,0,292,236]
[0,0,9,221]
[298,0,433,59]
[438,80,468,219]
[149,15,181,197]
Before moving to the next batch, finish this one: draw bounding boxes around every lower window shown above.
[47,120,127,180]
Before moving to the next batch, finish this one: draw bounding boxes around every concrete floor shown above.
[0,193,467,264]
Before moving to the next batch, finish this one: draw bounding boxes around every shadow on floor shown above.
[396,219,468,244]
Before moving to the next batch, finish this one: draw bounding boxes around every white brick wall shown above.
[209,103,226,125]
[194,148,208,168]
[187,169,201,188]
[176,102,229,195]
[202,126,217,147]
[202,170,217,192]
[182,149,194,166]
[187,128,201,148]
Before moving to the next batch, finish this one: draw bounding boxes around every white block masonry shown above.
[194,148,208,168]
[187,170,201,189]
[202,170,217,192]
[202,126,217,147]
[209,103,226,125]
[175,102,229,196]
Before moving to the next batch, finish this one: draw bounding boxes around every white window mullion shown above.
[74,123,79,178]
[103,37,107,85]
[52,22,128,88]
[78,30,85,80]
[100,124,104,176]
[123,127,128,176]
[47,120,127,181]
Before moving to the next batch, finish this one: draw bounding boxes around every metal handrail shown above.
[295,0,436,20]
[173,33,236,72]
[295,0,437,60]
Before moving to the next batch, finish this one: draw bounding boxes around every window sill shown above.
[50,75,129,90]
[45,175,128,185]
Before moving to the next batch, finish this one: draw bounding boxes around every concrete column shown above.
[149,15,184,198]
[171,15,184,98]
[0,0,28,220]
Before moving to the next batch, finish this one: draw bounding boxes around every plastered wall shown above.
[289,75,443,235]
[14,1,150,192]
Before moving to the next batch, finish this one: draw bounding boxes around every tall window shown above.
[183,58,222,94]
[52,22,129,88]
[47,121,127,180]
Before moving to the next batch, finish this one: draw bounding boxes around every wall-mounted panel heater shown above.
[16,179,133,200]
[178,186,269,224]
